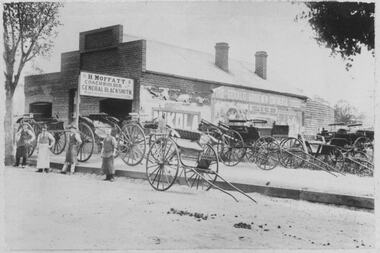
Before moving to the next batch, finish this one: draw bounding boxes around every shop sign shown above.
[152,108,200,130]
[79,71,134,100]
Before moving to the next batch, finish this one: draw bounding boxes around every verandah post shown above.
[76,73,81,128]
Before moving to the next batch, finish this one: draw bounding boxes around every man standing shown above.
[61,124,82,175]
[14,123,36,168]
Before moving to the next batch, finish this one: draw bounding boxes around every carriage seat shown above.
[329,138,350,148]
[143,121,158,129]
[46,121,64,131]
[173,129,203,152]
[175,139,203,152]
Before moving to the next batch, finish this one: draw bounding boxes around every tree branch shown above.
[3,2,63,98]
[23,4,55,63]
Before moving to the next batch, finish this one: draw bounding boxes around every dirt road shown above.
[3,166,375,251]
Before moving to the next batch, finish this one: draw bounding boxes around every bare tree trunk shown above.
[4,94,14,165]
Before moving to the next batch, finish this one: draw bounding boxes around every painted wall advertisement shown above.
[79,71,134,100]
[152,108,200,130]
[212,86,305,137]
[140,85,211,130]
[139,85,305,135]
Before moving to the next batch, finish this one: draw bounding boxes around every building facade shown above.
[25,25,333,137]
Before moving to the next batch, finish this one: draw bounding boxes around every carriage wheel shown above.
[50,131,67,155]
[218,130,245,167]
[120,124,147,166]
[279,137,306,169]
[146,137,179,191]
[322,147,345,172]
[77,122,95,162]
[353,137,370,151]
[184,144,219,191]
[18,122,38,157]
[255,137,280,170]
[245,142,259,163]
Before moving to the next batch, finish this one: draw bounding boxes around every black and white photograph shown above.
[0,1,377,251]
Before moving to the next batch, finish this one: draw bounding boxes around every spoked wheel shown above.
[77,122,95,162]
[119,124,147,166]
[218,130,245,167]
[255,137,280,170]
[322,147,345,172]
[146,137,179,191]
[184,144,219,191]
[279,137,306,169]
[50,131,67,155]
[245,143,259,163]
[353,137,370,152]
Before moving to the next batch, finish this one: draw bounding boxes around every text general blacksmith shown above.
[79,72,134,100]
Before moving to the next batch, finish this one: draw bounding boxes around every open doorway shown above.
[99,98,132,120]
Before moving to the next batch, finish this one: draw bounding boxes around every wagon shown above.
[279,133,373,177]
[279,135,345,175]
[16,113,67,157]
[198,119,245,167]
[77,113,147,164]
[323,122,374,152]
[226,119,289,170]
[145,126,257,203]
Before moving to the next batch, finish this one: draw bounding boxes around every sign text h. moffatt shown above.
[79,72,134,100]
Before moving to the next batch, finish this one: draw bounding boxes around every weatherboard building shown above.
[24,25,333,136]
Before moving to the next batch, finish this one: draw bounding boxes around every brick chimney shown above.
[215,42,229,72]
[255,51,268,80]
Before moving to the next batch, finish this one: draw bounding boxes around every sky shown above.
[20,1,376,124]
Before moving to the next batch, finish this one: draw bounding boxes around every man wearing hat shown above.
[14,123,35,168]
[61,124,82,174]
[36,124,55,173]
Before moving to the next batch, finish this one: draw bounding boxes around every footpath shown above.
[29,153,374,210]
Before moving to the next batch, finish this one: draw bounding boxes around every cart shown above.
[16,114,67,157]
[322,122,374,152]
[198,119,245,167]
[145,126,257,203]
[77,113,148,165]
[324,137,373,176]
[279,135,346,175]
[226,119,287,171]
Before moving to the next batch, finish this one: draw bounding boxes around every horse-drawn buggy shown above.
[321,122,374,152]
[15,112,151,165]
[145,125,257,202]
[77,113,147,164]
[276,122,374,177]
[314,122,374,176]
[198,119,290,170]
[227,119,289,170]
[16,113,67,157]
